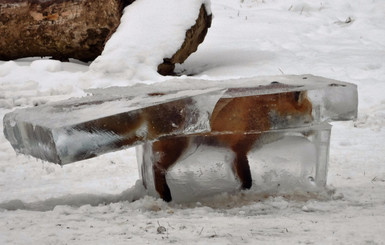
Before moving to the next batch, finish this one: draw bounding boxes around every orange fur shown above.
[151,90,313,201]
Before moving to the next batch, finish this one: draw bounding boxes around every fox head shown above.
[268,90,313,129]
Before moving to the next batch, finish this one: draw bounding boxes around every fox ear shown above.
[294,91,307,104]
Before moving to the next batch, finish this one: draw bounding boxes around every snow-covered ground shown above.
[1,0,385,244]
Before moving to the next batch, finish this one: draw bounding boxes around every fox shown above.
[148,85,313,202]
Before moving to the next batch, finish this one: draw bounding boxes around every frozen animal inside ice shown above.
[147,86,313,202]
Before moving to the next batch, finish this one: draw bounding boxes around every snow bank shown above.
[0,180,146,212]
[0,58,87,108]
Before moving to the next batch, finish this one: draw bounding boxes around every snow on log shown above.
[157,4,212,75]
[89,0,212,78]
[0,0,123,62]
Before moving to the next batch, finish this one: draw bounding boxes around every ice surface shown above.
[137,123,332,202]
[3,74,357,165]
[3,88,223,164]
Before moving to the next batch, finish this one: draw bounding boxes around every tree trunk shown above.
[0,0,123,62]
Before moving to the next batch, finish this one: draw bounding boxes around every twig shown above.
[199,227,204,236]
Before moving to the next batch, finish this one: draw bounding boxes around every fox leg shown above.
[153,162,173,202]
[152,137,188,202]
[233,151,252,189]
[230,135,259,190]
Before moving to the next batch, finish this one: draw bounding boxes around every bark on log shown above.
[0,0,123,62]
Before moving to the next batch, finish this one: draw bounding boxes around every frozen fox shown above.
[149,86,313,202]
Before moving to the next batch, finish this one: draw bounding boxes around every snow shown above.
[89,0,211,86]
[1,0,385,244]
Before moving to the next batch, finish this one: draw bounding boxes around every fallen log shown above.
[0,0,123,62]
[0,0,212,76]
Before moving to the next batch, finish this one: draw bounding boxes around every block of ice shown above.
[137,123,332,202]
[3,88,223,164]
[3,74,357,165]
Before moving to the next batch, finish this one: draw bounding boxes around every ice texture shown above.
[3,75,357,165]
[3,88,223,164]
[137,123,332,202]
